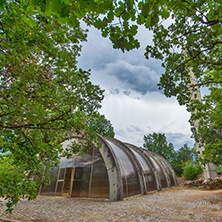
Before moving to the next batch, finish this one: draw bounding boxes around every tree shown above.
[0,154,39,213]
[143,133,198,177]
[172,144,198,176]
[190,72,222,166]
[0,1,104,211]
[177,144,198,164]
[1,0,221,211]
[143,133,175,164]
[10,0,220,165]
[90,0,222,165]
[87,114,115,138]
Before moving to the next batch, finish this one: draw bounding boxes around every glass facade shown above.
[106,140,140,197]
[148,154,168,188]
[128,147,157,191]
[40,136,177,200]
[89,149,109,198]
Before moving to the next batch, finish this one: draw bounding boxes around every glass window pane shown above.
[89,149,109,198]
[60,157,75,168]
[157,156,176,186]
[72,167,91,197]
[129,148,157,191]
[63,168,72,196]
[40,166,59,195]
[106,140,140,197]
[58,168,65,180]
[148,155,168,188]
[55,181,63,195]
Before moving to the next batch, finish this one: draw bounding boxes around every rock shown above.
[203,177,222,190]
[184,179,204,188]
[184,176,222,190]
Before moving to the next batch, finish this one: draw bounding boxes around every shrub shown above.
[183,161,203,180]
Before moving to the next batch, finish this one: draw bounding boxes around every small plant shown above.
[216,165,222,172]
[183,161,203,180]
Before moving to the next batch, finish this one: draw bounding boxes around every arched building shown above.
[40,136,178,200]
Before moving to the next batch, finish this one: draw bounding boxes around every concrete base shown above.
[203,163,218,179]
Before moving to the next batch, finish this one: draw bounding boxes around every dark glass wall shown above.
[41,147,109,198]
[40,137,177,199]
[106,140,141,197]
[71,150,93,197]
[147,154,168,188]
[40,166,59,195]
[155,155,177,186]
[89,149,109,198]
[129,147,157,191]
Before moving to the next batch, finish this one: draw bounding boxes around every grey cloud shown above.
[127,125,144,133]
[78,26,193,150]
[78,27,164,96]
[165,132,194,149]
[106,60,160,95]
[123,90,131,96]
[110,88,120,95]
[115,129,127,137]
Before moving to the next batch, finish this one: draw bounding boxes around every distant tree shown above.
[172,144,198,177]
[143,133,175,164]
[143,133,198,177]
[87,114,115,138]
[177,144,198,163]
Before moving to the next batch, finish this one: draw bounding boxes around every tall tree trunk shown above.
[188,68,217,179]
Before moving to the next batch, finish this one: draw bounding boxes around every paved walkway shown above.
[0,188,222,221]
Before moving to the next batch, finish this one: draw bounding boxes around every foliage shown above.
[0,154,38,213]
[216,165,222,172]
[143,133,198,177]
[190,71,222,166]
[143,133,175,163]
[0,0,104,211]
[1,0,221,211]
[93,0,221,166]
[183,161,203,180]
[8,0,220,165]
[87,114,115,138]
[136,0,221,166]
[172,144,198,177]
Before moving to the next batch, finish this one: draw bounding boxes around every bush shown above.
[183,161,203,180]
[0,155,38,213]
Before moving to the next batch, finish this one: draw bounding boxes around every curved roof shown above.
[40,136,178,200]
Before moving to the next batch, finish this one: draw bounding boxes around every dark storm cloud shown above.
[105,60,160,95]
[78,26,164,96]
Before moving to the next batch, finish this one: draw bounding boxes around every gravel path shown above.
[0,188,222,222]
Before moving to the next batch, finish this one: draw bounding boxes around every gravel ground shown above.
[0,187,222,222]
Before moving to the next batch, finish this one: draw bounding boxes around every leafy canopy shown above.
[1,0,221,211]
[0,0,104,211]
[87,114,115,138]
[9,0,221,165]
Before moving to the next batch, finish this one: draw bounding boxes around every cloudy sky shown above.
[78,26,194,149]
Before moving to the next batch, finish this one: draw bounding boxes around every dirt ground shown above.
[0,187,222,222]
